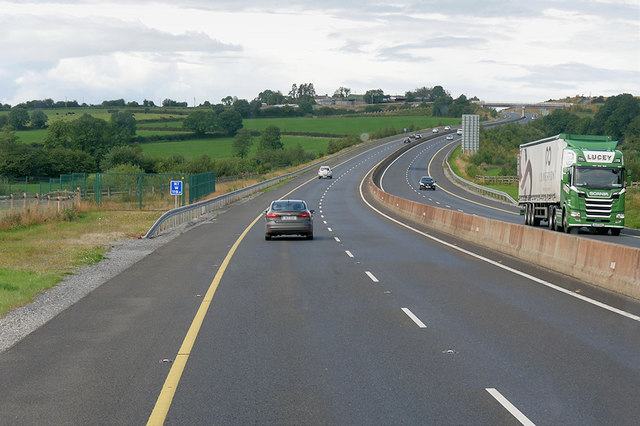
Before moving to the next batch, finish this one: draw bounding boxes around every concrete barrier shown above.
[367,179,640,300]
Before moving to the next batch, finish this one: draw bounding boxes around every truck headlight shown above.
[570,211,581,218]
[616,213,625,219]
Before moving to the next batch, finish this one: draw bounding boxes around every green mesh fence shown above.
[2,171,217,211]
[189,171,216,204]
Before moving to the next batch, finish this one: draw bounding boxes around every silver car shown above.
[265,199,314,240]
[318,166,332,179]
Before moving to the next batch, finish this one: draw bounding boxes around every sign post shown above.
[170,180,183,208]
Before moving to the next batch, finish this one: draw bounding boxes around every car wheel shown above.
[265,234,271,240]
[306,233,313,240]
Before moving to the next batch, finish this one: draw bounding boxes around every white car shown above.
[456,128,463,135]
[432,128,439,133]
[444,126,451,131]
[446,134,454,140]
[318,165,333,179]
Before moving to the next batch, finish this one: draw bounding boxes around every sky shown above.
[1,0,639,106]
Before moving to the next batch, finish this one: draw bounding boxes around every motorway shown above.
[1,134,639,425]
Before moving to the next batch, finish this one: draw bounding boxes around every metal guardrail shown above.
[144,133,406,238]
[444,143,518,206]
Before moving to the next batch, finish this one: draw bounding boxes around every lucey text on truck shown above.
[518,134,630,235]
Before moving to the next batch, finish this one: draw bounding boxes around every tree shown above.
[102,99,125,107]
[258,125,283,150]
[333,87,351,99]
[67,113,114,161]
[221,96,235,106]
[364,89,385,104]
[232,129,253,158]
[248,99,262,117]
[110,111,136,144]
[432,85,448,99]
[47,147,97,174]
[43,120,71,149]
[232,99,251,118]
[257,89,285,106]
[183,109,217,136]
[593,93,640,139]
[8,108,30,129]
[288,84,298,101]
[162,98,187,107]
[100,145,147,171]
[217,109,243,136]
[432,94,453,116]
[30,110,48,129]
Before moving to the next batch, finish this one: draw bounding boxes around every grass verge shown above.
[0,205,161,317]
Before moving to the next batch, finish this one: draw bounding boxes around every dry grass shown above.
[0,203,161,275]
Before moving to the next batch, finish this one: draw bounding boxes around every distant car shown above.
[432,128,439,133]
[444,126,451,131]
[414,133,422,139]
[318,165,332,179]
[446,134,454,140]
[403,137,411,143]
[456,129,463,135]
[265,199,314,240]
[419,176,436,190]
[409,133,417,139]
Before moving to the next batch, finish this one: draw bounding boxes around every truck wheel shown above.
[532,207,541,226]
[611,229,621,236]
[524,204,530,225]
[548,207,554,230]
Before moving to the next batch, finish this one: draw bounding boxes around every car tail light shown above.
[267,212,279,218]
[298,212,311,218]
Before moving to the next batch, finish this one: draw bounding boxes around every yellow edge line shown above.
[147,141,394,425]
[428,142,519,215]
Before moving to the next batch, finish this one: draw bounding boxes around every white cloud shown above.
[0,0,638,105]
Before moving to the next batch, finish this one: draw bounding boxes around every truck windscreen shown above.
[574,167,623,189]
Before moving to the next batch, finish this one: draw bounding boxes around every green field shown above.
[243,116,458,135]
[141,135,333,160]
[15,129,47,144]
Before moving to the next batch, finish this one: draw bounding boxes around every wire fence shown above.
[0,171,216,218]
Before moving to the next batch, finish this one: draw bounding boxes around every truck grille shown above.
[584,197,612,218]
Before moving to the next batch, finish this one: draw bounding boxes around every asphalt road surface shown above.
[1,136,639,425]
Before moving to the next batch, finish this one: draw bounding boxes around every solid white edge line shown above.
[358,163,640,323]
[486,388,536,426]
[365,271,379,282]
[402,308,427,328]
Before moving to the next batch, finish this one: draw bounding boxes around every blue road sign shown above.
[170,180,183,196]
